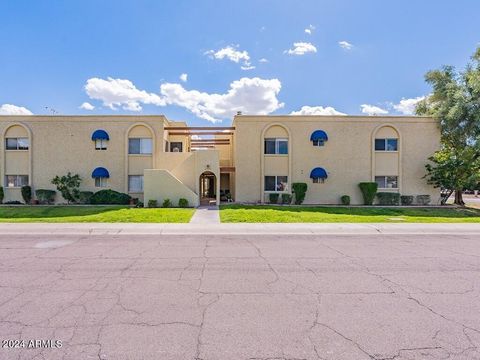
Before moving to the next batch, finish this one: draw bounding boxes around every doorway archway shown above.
[199,171,216,205]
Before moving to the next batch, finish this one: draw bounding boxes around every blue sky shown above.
[0,0,479,125]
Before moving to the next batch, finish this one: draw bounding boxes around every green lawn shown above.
[0,206,194,223]
[220,205,480,223]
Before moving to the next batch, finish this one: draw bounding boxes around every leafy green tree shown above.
[417,47,480,205]
[51,172,81,204]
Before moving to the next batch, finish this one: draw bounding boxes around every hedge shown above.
[35,189,56,204]
[90,189,131,205]
[376,192,400,206]
[269,193,280,204]
[292,183,308,205]
[358,182,378,205]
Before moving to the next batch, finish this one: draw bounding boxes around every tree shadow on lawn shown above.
[221,205,480,219]
[0,205,128,219]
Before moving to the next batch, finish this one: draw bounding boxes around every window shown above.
[264,138,288,155]
[129,138,152,154]
[264,176,288,191]
[5,175,28,188]
[95,139,107,150]
[312,177,325,183]
[375,138,398,151]
[128,175,144,192]
[95,177,108,187]
[375,176,398,189]
[170,142,183,152]
[312,139,325,147]
[5,138,29,150]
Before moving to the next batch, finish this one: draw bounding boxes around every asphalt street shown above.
[1,226,480,359]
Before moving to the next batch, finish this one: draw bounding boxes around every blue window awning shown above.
[310,130,328,142]
[92,167,110,178]
[310,167,328,179]
[91,129,110,141]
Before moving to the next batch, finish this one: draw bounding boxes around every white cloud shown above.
[191,135,202,140]
[84,77,165,111]
[360,104,389,115]
[0,104,33,115]
[338,41,353,50]
[179,73,188,82]
[205,45,254,70]
[160,77,284,123]
[259,58,269,63]
[290,105,346,116]
[393,96,425,115]
[304,24,315,35]
[79,102,95,111]
[285,42,317,55]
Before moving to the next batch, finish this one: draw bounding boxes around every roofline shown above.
[234,114,434,119]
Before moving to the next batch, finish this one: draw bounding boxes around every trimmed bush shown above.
[21,186,32,204]
[0,186,3,203]
[376,192,400,205]
[340,195,351,205]
[162,198,172,208]
[90,189,131,205]
[178,198,189,208]
[281,193,292,204]
[269,193,280,204]
[292,183,308,205]
[416,194,431,206]
[136,201,144,208]
[358,182,378,205]
[5,200,22,205]
[35,189,56,204]
[400,195,414,206]
[148,199,158,208]
[78,191,94,204]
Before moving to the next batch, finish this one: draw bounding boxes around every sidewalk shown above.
[189,205,220,224]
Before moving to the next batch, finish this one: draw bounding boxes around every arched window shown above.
[92,167,110,187]
[310,130,328,146]
[91,130,109,150]
[310,167,328,183]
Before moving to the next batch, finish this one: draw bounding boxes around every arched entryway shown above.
[199,171,217,205]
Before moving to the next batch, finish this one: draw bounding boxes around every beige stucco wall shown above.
[234,115,440,205]
[144,169,198,207]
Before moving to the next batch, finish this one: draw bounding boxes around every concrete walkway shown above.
[189,205,220,224]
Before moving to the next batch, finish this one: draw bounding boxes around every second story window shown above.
[95,139,107,150]
[375,138,398,151]
[129,138,152,154]
[170,142,183,152]
[264,138,288,155]
[6,138,29,150]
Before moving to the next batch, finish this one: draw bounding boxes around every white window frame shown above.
[95,177,108,187]
[264,138,288,155]
[312,139,325,147]
[95,139,107,150]
[264,175,289,192]
[128,175,144,192]
[5,137,29,151]
[5,175,29,188]
[128,138,152,155]
[375,138,398,152]
[375,176,398,189]
[312,177,325,184]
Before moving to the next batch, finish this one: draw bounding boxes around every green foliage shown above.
[292,183,308,205]
[269,193,280,204]
[90,189,131,205]
[178,198,189,208]
[78,191,94,204]
[148,199,158,208]
[358,182,378,205]
[281,193,292,204]
[162,198,172,208]
[35,189,56,204]
[416,195,431,206]
[376,192,400,206]
[417,46,480,205]
[0,187,3,203]
[21,186,32,204]
[340,195,351,205]
[136,201,144,208]
[400,195,414,206]
[51,172,81,204]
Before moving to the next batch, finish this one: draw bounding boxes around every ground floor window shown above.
[5,175,29,188]
[312,177,325,183]
[128,175,144,192]
[170,142,183,152]
[375,176,398,189]
[95,177,108,187]
[265,176,288,191]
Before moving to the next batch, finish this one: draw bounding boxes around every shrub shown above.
[281,193,292,204]
[5,200,22,205]
[90,189,131,205]
[178,198,189,208]
[35,189,56,204]
[376,192,400,205]
[162,198,172,208]
[51,172,81,204]
[400,195,414,206]
[21,186,32,204]
[416,194,431,206]
[269,193,280,204]
[78,191,94,204]
[292,183,308,205]
[148,199,158,208]
[340,195,351,205]
[136,201,144,208]
[358,182,378,205]
[0,186,3,203]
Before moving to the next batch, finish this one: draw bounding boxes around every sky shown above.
[0,0,479,125]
